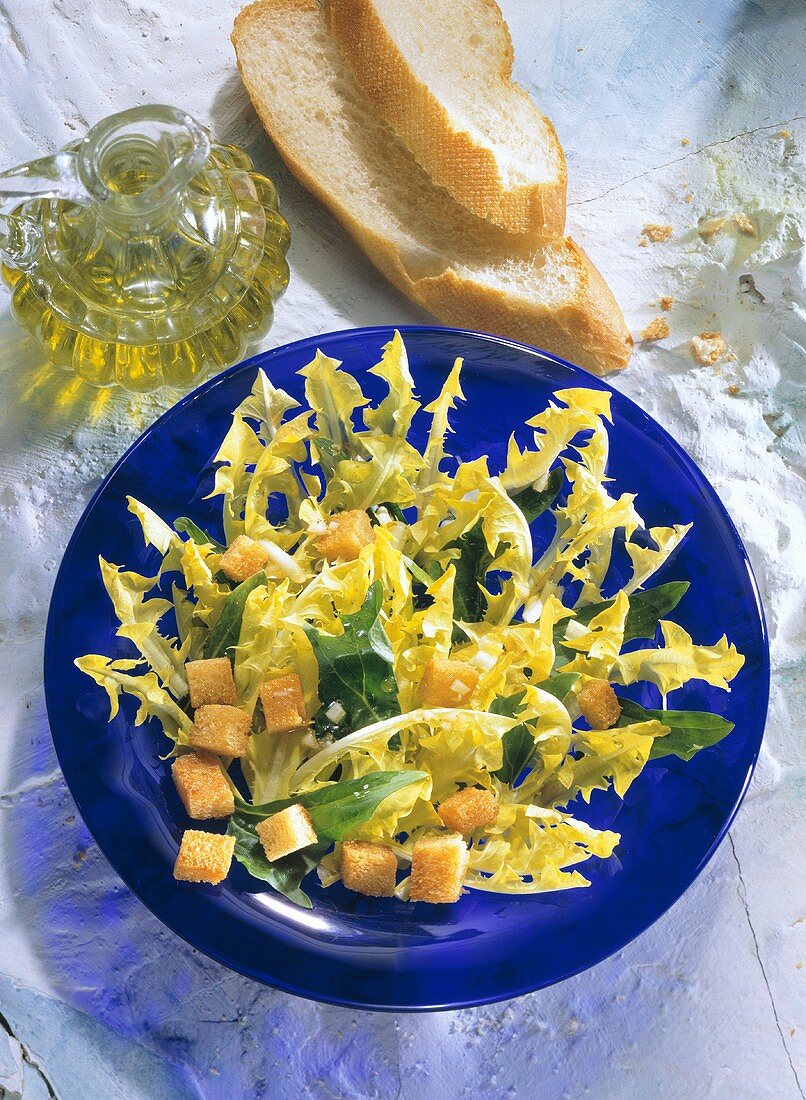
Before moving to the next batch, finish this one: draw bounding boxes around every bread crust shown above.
[416,242,633,375]
[322,0,566,237]
[232,0,631,374]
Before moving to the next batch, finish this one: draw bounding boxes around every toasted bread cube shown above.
[219,534,269,583]
[259,672,307,734]
[340,841,397,897]
[172,751,235,820]
[418,657,479,708]
[256,804,317,862]
[577,679,622,729]
[185,657,237,708]
[437,787,499,836]
[189,705,251,757]
[316,509,375,562]
[173,829,235,884]
[410,832,469,904]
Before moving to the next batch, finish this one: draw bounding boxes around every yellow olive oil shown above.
[1,117,290,392]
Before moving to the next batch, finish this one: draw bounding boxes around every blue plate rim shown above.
[43,324,770,1011]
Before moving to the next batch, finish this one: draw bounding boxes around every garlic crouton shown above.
[341,841,397,897]
[316,509,375,562]
[257,804,317,861]
[410,832,469,903]
[437,787,499,836]
[418,657,479,708]
[259,672,307,734]
[189,705,251,757]
[219,534,269,582]
[173,829,235,884]
[185,657,237,708]
[577,679,622,729]
[172,751,235,820]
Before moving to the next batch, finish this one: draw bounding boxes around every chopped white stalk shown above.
[394,875,412,900]
[522,597,543,623]
[300,730,320,754]
[257,539,306,583]
[470,647,498,672]
[306,519,327,535]
[324,700,346,724]
[564,619,588,641]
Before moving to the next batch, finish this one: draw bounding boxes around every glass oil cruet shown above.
[0,105,290,391]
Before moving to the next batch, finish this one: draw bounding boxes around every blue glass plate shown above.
[44,327,768,1011]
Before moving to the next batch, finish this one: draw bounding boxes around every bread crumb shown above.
[577,45,584,52]
[699,216,726,239]
[642,223,674,243]
[733,212,756,236]
[638,238,648,247]
[659,296,674,311]
[777,129,791,138]
[639,317,670,342]
[681,137,690,146]
[725,351,737,362]
[728,384,741,395]
[691,332,728,365]
[684,193,693,204]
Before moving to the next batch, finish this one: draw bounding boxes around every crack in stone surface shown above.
[569,115,806,208]
[0,770,63,806]
[0,1,26,63]
[0,1004,58,1099]
[730,835,804,1098]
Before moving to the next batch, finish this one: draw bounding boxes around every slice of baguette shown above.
[232,0,632,374]
[322,0,567,237]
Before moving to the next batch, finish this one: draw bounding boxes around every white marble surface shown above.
[0,1,804,1097]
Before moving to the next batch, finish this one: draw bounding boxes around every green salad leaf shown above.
[451,521,494,625]
[235,770,427,840]
[173,517,226,553]
[402,554,436,589]
[305,581,400,738]
[229,770,426,903]
[446,469,561,632]
[552,582,689,673]
[203,570,267,660]
[536,671,579,702]
[621,581,690,642]
[373,501,408,524]
[508,466,564,524]
[616,697,734,761]
[491,691,534,785]
[575,581,690,643]
[312,436,351,476]
[228,815,328,908]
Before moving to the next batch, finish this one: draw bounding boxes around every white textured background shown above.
[0,1,804,1097]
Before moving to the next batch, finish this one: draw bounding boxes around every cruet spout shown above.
[0,149,91,269]
[0,105,213,272]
